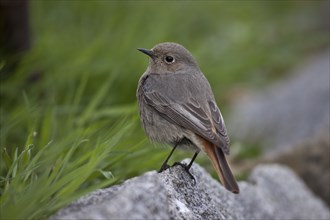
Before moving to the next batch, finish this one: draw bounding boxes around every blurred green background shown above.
[0,1,328,219]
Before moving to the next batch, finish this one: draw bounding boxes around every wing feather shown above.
[140,73,230,153]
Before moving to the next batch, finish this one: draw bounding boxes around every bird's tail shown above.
[203,141,239,194]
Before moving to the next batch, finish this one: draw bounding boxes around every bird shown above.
[136,42,239,194]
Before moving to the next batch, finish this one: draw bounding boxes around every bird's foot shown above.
[158,163,170,173]
[172,162,196,184]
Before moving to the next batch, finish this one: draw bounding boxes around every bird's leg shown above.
[187,150,199,170]
[158,143,178,173]
[173,150,200,183]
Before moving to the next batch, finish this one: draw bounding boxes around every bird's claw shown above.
[172,162,196,184]
[158,163,170,173]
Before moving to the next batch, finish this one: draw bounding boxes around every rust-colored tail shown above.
[203,141,239,194]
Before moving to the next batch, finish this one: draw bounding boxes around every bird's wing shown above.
[208,100,230,149]
[141,74,230,153]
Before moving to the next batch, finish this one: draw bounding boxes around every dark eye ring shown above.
[164,56,175,64]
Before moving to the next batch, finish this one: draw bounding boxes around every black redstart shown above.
[137,42,239,194]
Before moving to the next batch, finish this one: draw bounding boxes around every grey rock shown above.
[264,129,330,205]
[228,51,330,153]
[227,51,330,205]
[52,162,330,220]
[52,171,169,220]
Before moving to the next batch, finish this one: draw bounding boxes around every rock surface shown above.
[52,162,329,220]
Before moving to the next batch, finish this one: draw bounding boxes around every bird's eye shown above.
[164,56,175,64]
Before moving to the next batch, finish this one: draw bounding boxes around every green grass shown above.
[1,1,328,219]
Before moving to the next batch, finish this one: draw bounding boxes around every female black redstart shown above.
[136,42,239,194]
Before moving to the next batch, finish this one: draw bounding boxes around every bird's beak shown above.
[137,48,155,59]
